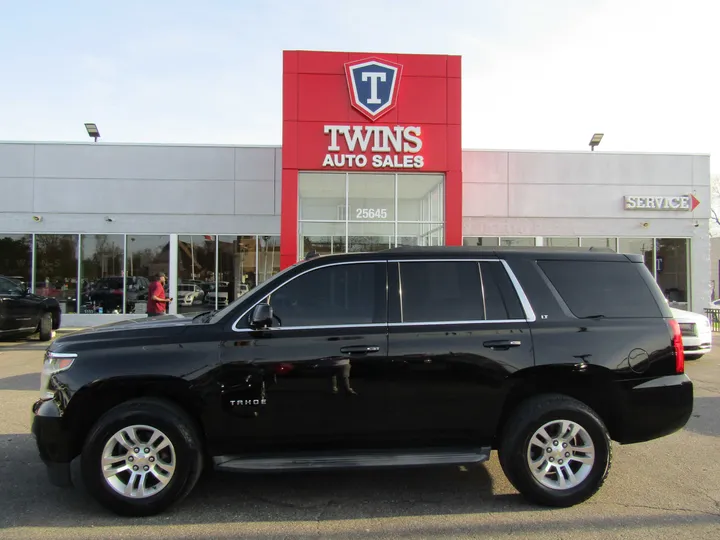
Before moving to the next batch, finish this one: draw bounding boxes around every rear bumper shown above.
[613,374,694,444]
[31,399,75,487]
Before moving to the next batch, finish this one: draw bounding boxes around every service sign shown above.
[624,194,700,211]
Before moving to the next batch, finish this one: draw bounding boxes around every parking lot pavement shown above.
[0,328,83,351]
[0,350,718,539]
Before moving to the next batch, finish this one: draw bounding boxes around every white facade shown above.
[0,141,711,326]
[462,150,711,314]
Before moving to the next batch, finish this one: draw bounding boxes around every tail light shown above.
[668,319,685,374]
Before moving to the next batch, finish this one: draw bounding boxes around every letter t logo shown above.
[362,72,386,104]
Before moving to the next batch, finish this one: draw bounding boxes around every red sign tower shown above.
[280,50,462,269]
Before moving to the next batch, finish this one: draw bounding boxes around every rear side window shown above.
[400,261,484,322]
[397,260,527,322]
[537,260,663,318]
[480,262,525,320]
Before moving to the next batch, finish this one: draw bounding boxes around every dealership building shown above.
[0,50,711,327]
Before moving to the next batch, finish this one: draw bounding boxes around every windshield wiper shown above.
[200,309,219,323]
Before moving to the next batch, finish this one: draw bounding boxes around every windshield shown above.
[206,261,303,324]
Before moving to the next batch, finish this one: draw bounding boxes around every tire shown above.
[498,394,612,507]
[685,354,704,361]
[80,398,204,517]
[38,312,53,342]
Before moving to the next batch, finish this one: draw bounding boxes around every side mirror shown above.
[249,303,273,329]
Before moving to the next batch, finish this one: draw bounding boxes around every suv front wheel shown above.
[80,398,204,516]
[499,394,612,507]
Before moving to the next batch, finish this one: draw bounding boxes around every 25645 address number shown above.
[355,208,388,219]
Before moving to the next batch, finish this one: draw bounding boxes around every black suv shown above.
[0,275,61,341]
[31,247,693,516]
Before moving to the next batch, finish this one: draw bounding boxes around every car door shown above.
[0,277,36,333]
[386,257,535,446]
[214,260,390,453]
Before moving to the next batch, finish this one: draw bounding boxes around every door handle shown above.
[483,340,521,350]
[340,345,380,355]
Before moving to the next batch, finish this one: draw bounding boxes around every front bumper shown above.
[613,374,694,444]
[31,398,75,487]
[681,330,712,356]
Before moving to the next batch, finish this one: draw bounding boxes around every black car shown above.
[31,247,693,516]
[0,275,61,341]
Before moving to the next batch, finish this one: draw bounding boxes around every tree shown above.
[710,175,720,236]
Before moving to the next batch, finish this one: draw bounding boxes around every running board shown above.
[213,447,491,473]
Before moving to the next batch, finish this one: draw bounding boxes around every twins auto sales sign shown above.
[322,59,424,169]
[288,53,457,173]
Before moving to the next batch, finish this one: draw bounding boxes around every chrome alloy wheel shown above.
[101,425,176,499]
[526,419,595,490]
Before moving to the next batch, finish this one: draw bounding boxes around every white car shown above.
[177,284,205,307]
[670,307,712,359]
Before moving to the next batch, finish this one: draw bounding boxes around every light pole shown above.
[589,133,603,151]
[84,123,101,142]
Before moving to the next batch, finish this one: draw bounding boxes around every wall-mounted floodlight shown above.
[85,123,100,142]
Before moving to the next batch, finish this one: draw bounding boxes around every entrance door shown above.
[0,277,37,333]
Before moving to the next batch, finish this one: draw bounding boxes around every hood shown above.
[56,312,201,340]
[670,307,710,325]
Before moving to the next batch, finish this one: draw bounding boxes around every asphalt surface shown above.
[0,334,718,539]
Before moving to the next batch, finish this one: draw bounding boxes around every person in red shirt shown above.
[146,272,172,317]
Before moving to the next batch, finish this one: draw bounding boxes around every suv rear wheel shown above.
[499,394,612,507]
[80,398,204,516]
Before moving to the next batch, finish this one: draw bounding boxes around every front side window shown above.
[268,262,386,327]
[0,277,22,295]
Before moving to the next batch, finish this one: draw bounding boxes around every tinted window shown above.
[0,277,20,295]
[537,260,663,318]
[400,261,485,322]
[269,262,385,327]
[479,262,525,320]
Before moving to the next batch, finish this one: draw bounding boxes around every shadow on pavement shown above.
[0,432,545,529]
[684,396,720,438]
[0,372,39,391]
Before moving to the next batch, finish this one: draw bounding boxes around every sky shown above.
[0,0,717,173]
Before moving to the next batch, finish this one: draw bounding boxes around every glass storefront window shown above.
[348,222,394,252]
[463,237,500,247]
[299,222,346,257]
[258,236,281,285]
[500,237,536,247]
[397,223,444,247]
[298,172,346,221]
[656,238,689,308]
[218,236,256,307]
[580,237,617,251]
[0,234,32,287]
[80,235,124,314]
[35,234,79,314]
[545,237,579,247]
[618,238,654,278]
[298,172,446,257]
[348,174,394,222]
[397,174,444,222]
[177,235,216,314]
[126,235,170,315]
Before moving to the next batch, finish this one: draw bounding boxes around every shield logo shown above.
[344,57,403,121]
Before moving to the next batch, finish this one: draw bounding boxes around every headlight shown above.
[40,351,76,399]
